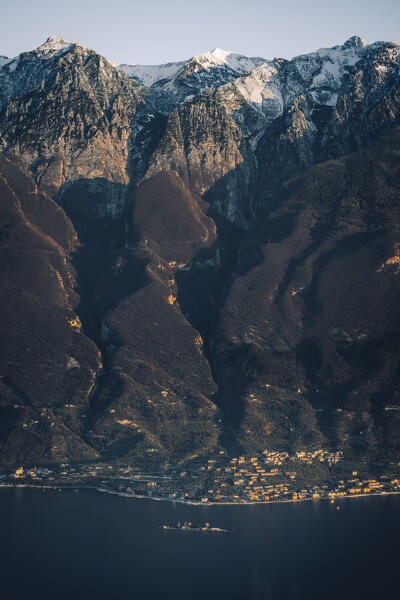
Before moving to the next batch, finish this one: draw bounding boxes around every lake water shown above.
[0,487,399,600]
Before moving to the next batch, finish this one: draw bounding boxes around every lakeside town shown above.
[1,448,400,505]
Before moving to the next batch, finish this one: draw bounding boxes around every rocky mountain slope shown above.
[0,35,399,467]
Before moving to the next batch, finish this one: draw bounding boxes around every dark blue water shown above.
[0,488,399,600]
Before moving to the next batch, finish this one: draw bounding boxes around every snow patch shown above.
[0,56,11,68]
[117,60,185,86]
[305,37,371,106]
[4,58,19,72]
[231,62,281,107]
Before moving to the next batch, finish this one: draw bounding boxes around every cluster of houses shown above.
[3,449,400,506]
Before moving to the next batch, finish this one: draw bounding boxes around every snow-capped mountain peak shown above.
[191,48,267,74]
[210,48,234,60]
[342,35,369,48]
[36,35,76,54]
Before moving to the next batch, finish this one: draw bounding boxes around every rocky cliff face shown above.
[255,38,400,214]
[0,36,161,223]
[1,35,400,467]
[213,127,400,457]
[136,36,400,225]
[144,94,258,225]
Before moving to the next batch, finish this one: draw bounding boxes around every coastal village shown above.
[1,448,400,505]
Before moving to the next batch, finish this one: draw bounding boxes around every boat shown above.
[160,521,228,533]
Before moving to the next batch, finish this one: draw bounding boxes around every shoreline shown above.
[2,482,400,508]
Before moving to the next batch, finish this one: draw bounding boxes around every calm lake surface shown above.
[1,488,399,600]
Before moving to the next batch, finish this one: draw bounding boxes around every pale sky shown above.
[1,0,399,65]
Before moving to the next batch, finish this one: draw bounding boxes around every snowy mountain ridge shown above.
[2,33,400,182]
[116,47,266,86]
[1,33,400,175]
[3,35,399,115]
[115,35,400,122]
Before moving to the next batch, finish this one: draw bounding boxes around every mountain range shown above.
[0,34,399,468]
